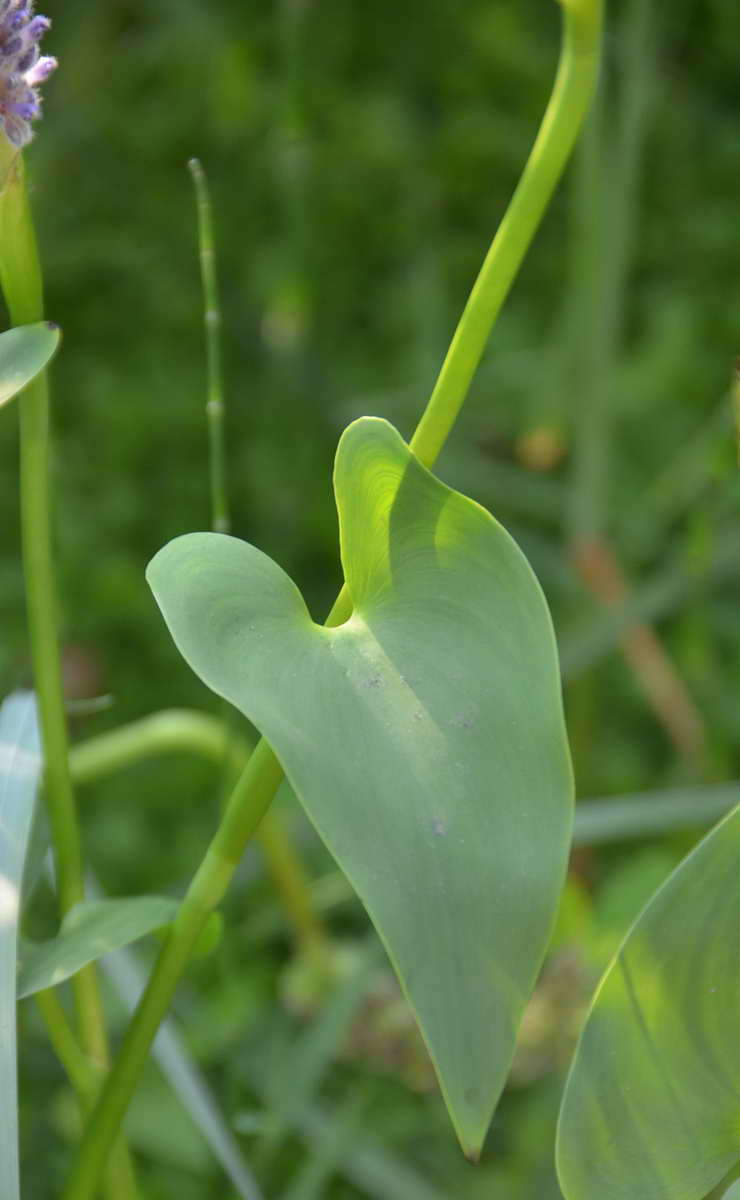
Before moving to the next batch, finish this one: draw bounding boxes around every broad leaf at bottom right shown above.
[557,803,740,1200]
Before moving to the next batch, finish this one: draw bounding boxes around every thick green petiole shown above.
[63,2,603,1193]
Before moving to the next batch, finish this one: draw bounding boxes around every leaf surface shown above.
[0,322,60,409]
[0,693,42,1200]
[17,896,178,998]
[147,416,572,1155]
[557,804,740,1200]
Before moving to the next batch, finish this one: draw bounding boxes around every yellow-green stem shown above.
[34,993,141,1200]
[64,3,603,1193]
[0,143,138,1199]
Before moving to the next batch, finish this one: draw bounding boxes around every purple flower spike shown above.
[0,0,55,148]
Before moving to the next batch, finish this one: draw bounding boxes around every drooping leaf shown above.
[147,416,573,1157]
[0,692,42,1200]
[17,895,178,998]
[557,804,740,1200]
[0,322,60,409]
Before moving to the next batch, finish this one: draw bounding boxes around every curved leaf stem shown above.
[63,3,603,1193]
[409,0,603,471]
[67,709,330,966]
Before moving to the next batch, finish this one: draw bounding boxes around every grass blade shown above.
[0,692,42,1200]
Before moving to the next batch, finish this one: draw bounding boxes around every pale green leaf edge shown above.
[556,802,740,1200]
[0,322,60,409]
[17,895,179,999]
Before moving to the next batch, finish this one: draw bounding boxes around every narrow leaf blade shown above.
[0,322,60,409]
[17,896,178,998]
[147,416,573,1156]
[557,804,740,1200]
[0,692,42,1200]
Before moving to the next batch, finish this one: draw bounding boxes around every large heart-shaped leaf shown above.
[0,321,60,409]
[557,804,740,1200]
[0,692,42,1200]
[147,416,572,1156]
[17,896,179,999]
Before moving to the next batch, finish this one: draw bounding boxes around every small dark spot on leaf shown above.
[432,819,447,837]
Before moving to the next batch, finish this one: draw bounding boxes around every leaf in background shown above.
[557,804,740,1200]
[0,692,42,1200]
[17,895,178,998]
[0,322,60,409]
[148,416,573,1157]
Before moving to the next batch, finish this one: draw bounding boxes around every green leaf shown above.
[557,804,740,1200]
[0,322,60,409]
[0,692,42,1200]
[147,416,573,1157]
[17,895,178,998]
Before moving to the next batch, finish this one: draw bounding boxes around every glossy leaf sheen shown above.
[147,417,572,1155]
[17,896,178,999]
[0,693,42,1200]
[0,322,60,408]
[557,804,740,1200]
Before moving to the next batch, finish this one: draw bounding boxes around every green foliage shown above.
[0,323,59,409]
[557,805,740,1200]
[3,0,740,1195]
[147,416,573,1156]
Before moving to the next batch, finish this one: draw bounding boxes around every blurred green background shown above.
[3,0,740,1195]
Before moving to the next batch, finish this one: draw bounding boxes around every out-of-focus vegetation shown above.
[2,0,740,1195]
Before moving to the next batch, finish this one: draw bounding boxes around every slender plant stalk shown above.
[36,990,99,1101]
[0,145,139,1200]
[34,992,141,1200]
[188,157,230,535]
[63,3,603,1193]
[188,159,330,961]
[188,154,237,804]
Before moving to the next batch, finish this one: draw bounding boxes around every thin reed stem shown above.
[189,157,230,535]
